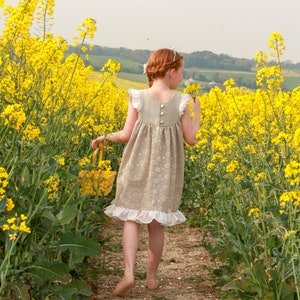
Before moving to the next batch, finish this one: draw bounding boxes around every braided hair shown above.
[145,48,183,87]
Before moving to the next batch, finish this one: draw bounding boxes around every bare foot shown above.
[145,276,159,290]
[112,276,135,297]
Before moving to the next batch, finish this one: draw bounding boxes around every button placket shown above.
[160,104,165,124]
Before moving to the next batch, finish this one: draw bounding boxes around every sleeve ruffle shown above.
[128,88,142,111]
[179,93,192,115]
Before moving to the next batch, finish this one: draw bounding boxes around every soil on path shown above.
[91,219,221,300]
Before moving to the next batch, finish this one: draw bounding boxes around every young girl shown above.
[92,48,200,297]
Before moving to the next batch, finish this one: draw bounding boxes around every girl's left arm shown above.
[180,99,200,146]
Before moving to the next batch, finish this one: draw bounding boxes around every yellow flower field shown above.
[0,0,299,299]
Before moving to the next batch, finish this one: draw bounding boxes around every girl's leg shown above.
[113,220,139,296]
[146,220,164,289]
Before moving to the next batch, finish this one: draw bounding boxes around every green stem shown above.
[0,236,19,294]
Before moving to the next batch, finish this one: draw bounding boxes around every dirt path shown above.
[91,219,221,299]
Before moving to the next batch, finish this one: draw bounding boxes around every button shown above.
[160,120,164,124]
[160,112,164,116]
[160,104,164,108]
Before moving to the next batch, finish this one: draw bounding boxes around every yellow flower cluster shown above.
[100,59,121,78]
[284,161,300,186]
[73,17,97,47]
[53,155,65,166]
[98,160,113,171]
[22,124,41,141]
[44,176,60,199]
[79,157,91,167]
[0,104,26,131]
[223,78,235,90]
[0,167,9,194]
[269,32,286,58]
[254,33,286,90]
[36,0,55,19]
[248,207,260,217]
[183,83,201,99]
[5,198,15,211]
[2,213,31,240]
[0,167,14,212]
[280,190,300,208]
[226,159,239,173]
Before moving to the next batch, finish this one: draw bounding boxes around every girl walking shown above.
[92,48,200,297]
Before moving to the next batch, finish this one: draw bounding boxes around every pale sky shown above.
[2,0,300,63]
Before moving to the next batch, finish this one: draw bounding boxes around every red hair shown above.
[145,48,183,87]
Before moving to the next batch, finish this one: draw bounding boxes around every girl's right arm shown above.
[91,103,138,149]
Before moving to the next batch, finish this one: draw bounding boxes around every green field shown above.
[113,76,147,91]
[88,54,141,70]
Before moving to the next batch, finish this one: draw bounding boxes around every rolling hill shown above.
[67,46,300,91]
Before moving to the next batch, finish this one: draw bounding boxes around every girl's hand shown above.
[191,97,200,114]
[91,135,105,150]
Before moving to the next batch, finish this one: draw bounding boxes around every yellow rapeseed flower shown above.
[248,208,260,217]
[22,124,41,141]
[9,233,17,240]
[100,59,121,77]
[280,190,300,207]
[254,51,268,68]
[234,175,243,182]
[98,160,112,171]
[183,83,201,99]
[20,214,28,221]
[79,157,91,167]
[189,155,197,162]
[226,160,239,173]
[206,163,215,170]
[76,17,97,41]
[269,32,286,57]
[0,104,26,131]
[45,176,60,199]
[284,161,300,186]
[2,224,9,231]
[2,212,31,238]
[6,198,15,211]
[19,221,31,233]
[7,217,16,224]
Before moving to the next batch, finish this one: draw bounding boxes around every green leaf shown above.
[25,263,71,284]
[268,268,279,281]
[58,280,92,297]
[281,282,297,300]
[41,209,57,223]
[0,196,6,213]
[20,165,31,187]
[58,232,100,256]
[56,207,78,225]
[245,235,256,252]
[57,232,101,269]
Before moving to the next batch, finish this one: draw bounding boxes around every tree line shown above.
[67,45,300,73]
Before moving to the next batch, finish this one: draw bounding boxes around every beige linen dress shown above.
[104,89,191,226]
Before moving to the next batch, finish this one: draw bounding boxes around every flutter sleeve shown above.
[179,93,192,115]
[128,88,142,111]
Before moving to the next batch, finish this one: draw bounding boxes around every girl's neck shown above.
[148,79,173,103]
